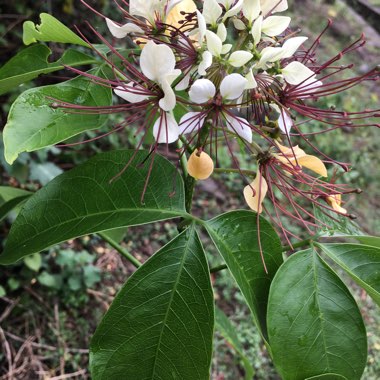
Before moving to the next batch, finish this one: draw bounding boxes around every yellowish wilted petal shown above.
[327,194,347,214]
[243,172,268,213]
[296,155,327,177]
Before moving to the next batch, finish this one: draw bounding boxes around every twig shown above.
[0,297,19,323]
[98,232,142,268]
[49,369,87,380]
[4,331,89,353]
[0,326,13,379]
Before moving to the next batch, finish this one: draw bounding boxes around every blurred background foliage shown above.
[0,0,379,378]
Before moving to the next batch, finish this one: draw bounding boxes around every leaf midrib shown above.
[150,226,201,379]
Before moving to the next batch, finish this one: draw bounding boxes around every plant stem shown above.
[210,264,228,273]
[177,139,189,178]
[282,238,313,252]
[213,168,256,177]
[181,124,211,213]
[98,232,142,268]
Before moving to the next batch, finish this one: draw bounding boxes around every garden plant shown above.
[0,0,379,379]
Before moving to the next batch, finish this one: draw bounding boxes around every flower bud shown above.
[187,149,214,180]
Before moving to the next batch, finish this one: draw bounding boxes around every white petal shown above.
[198,51,213,75]
[140,41,176,82]
[218,0,234,9]
[262,16,290,36]
[257,46,283,68]
[221,44,233,54]
[243,0,261,24]
[158,70,181,111]
[130,0,160,23]
[166,0,185,14]
[282,61,315,85]
[228,51,253,67]
[245,69,258,89]
[296,76,323,98]
[153,113,179,143]
[203,0,223,26]
[196,10,207,43]
[251,15,263,45]
[222,0,244,21]
[217,23,227,42]
[106,19,144,38]
[189,78,216,103]
[114,84,149,103]
[175,72,191,91]
[220,73,248,100]
[179,112,206,134]
[281,36,308,59]
[278,110,293,134]
[260,0,288,15]
[206,30,223,56]
[233,18,247,30]
[225,114,253,143]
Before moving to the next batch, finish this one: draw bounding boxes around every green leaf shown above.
[83,266,101,287]
[0,285,6,297]
[3,66,112,164]
[90,226,214,380]
[0,150,186,265]
[0,186,32,222]
[38,271,62,289]
[205,211,283,341]
[24,253,42,272]
[351,235,380,247]
[215,307,254,380]
[318,243,380,306]
[0,186,31,202]
[23,13,89,47]
[0,44,98,96]
[313,206,363,237]
[267,248,367,380]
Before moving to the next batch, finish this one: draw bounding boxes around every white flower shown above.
[114,41,181,143]
[138,41,181,111]
[256,36,308,69]
[106,0,191,38]
[181,74,252,142]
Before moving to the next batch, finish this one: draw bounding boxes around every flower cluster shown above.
[62,0,379,239]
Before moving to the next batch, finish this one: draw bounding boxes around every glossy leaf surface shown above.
[319,243,380,306]
[267,249,367,380]
[3,67,111,164]
[205,211,283,341]
[0,151,186,264]
[23,13,89,47]
[0,186,32,222]
[90,226,214,380]
[0,45,98,95]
